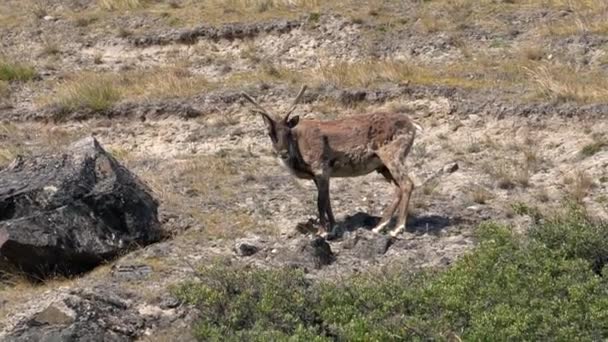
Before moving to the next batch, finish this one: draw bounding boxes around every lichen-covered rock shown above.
[0,287,191,342]
[0,137,161,277]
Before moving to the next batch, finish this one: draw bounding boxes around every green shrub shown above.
[0,60,36,82]
[530,203,608,274]
[171,266,326,341]
[174,210,608,341]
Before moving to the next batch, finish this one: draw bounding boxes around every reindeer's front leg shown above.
[314,175,334,238]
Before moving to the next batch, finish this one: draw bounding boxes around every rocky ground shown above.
[1,0,608,340]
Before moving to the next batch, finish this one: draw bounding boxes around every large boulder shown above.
[0,136,161,277]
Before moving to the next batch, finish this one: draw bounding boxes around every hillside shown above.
[1,0,608,340]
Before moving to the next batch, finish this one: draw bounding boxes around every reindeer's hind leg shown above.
[391,175,414,237]
[374,135,415,237]
[372,167,401,233]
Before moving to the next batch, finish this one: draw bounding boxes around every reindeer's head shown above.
[241,85,307,160]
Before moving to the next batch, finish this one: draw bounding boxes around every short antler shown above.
[241,92,274,117]
[283,85,307,122]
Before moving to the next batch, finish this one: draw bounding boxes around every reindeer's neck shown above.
[284,132,314,179]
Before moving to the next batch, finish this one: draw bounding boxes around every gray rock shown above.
[4,288,145,342]
[159,296,181,310]
[111,264,153,280]
[0,137,161,278]
[31,305,74,326]
[343,229,392,260]
[234,241,260,257]
[291,237,334,270]
[443,162,459,174]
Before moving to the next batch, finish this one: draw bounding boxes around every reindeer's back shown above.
[293,112,415,173]
[296,111,413,148]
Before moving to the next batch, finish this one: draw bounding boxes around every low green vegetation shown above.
[174,205,608,341]
[0,59,36,82]
[580,140,607,157]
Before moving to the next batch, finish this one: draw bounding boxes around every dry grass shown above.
[126,67,211,100]
[469,185,494,204]
[315,60,414,88]
[227,64,303,86]
[580,134,607,157]
[312,59,495,89]
[41,68,211,112]
[564,170,594,203]
[98,0,149,11]
[482,158,531,190]
[48,73,121,113]
[519,45,545,61]
[0,264,76,331]
[209,0,320,13]
[0,58,36,82]
[0,122,80,168]
[0,80,8,99]
[526,65,608,103]
[137,152,274,239]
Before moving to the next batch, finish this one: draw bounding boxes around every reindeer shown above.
[242,85,419,238]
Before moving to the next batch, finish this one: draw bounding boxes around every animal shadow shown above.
[295,212,455,239]
[340,212,454,236]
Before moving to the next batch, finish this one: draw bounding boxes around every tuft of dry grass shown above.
[482,158,531,190]
[469,185,494,204]
[315,60,415,88]
[0,122,80,168]
[40,38,61,56]
[519,45,545,61]
[0,80,8,99]
[209,0,320,13]
[29,0,48,19]
[42,68,211,113]
[0,58,36,82]
[48,73,121,113]
[564,170,594,203]
[126,67,211,100]
[579,134,607,157]
[526,65,608,103]
[98,0,148,11]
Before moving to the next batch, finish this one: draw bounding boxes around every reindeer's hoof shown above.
[389,225,406,238]
[372,221,389,234]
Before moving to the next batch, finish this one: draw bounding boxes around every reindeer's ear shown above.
[287,115,299,128]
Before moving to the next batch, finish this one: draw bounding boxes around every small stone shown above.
[301,237,334,269]
[159,296,180,310]
[43,15,57,21]
[234,241,259,257]
[443,162,459,174]
[467,205,482,212]
[111,264,153,280]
